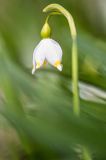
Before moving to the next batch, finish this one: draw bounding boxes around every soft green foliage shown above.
[0,0,106,159]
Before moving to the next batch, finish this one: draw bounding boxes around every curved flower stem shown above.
[43,4,80,116]
[45,11,61,22]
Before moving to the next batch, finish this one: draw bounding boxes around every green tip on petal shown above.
[41,22,51,38]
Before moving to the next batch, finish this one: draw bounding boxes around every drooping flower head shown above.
[32,21,63,74]
[32,38,63,74]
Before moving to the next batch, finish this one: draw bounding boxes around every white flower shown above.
[32,38,63,74]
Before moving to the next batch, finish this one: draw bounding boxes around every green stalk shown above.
[43,4,80,116]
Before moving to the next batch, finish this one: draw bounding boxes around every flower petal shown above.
[57,64,63,71]
[32,40,46,74]
[44,39,63,70]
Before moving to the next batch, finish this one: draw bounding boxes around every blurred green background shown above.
[0,0,106,159]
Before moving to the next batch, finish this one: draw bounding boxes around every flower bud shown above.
[41,22,51,38]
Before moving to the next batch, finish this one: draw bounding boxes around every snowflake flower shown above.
[32,38,63,74]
